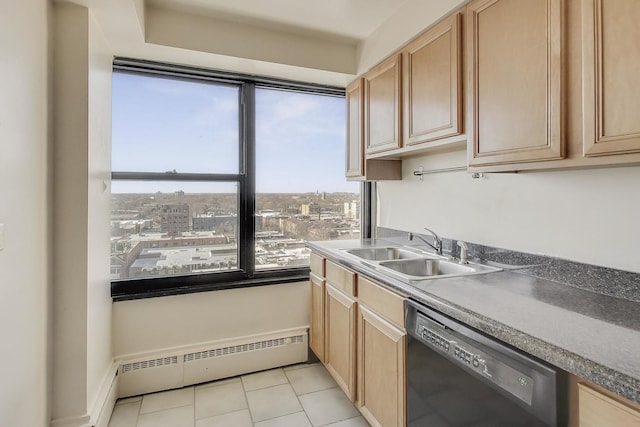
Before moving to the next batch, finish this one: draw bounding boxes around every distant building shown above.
[301,202,320,216]
[344,201,359,219]
[161,203,190,236]
[192,214,236,232]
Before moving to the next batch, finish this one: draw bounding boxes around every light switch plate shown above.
[0,224,4,251]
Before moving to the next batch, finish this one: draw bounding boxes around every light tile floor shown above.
[108,363,370,427]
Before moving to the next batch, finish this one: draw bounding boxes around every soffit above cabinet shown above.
[64,0,466,87]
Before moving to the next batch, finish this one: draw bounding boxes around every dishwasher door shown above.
[406,299,564,427]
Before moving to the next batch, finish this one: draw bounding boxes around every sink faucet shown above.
[408,227,442,255]
[457,241,469,264]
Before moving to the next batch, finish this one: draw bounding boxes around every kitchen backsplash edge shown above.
[375,227,640,303]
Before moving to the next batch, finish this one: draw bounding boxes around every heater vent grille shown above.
[121,356,178,373]
[184,335,304,363]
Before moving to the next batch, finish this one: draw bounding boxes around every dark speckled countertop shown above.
[307,238,640,405]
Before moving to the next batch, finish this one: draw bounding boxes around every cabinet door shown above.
[309,273,325,362]
[346,78,364,179]
[467,0,564,167]
[364,54,402,154]
[578,383,640,426]
[310,252,325,276]
[582,0,640,156]
[404,13,462,146]
[324,283,357,401]
[357,305,406,427]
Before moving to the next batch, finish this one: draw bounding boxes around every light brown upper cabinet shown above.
[364,54,402,154]
[582,0,640,157]
[403,13,462,146]
[346,78,364,180]
[467,0,564,167]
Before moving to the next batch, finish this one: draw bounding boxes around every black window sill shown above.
[111,268,310,302]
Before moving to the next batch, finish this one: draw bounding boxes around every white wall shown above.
[53,4,89,419]
[113,282,309,358]
[87,10,114,417]
[378,150,640,273]
[52,3,113,425]
[0,1,51,426]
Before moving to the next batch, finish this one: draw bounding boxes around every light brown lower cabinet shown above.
[578,382,640,426]
[310,253,408,424]
[357,304,406,427]
[324,282,357,401]
[309,272,325,363]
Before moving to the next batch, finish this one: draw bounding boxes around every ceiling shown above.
[66,0,461,86]
[148,0,412,41]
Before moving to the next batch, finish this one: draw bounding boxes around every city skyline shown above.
[110,191,360,280]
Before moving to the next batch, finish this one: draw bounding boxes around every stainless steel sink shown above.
[339,244,501,282]
[377,258,500,281]
[343,247,422,261]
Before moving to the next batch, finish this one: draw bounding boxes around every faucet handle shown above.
[457,241,469,264]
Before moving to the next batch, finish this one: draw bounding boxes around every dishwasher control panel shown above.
[415,316,534,405]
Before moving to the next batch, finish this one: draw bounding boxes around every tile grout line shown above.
[135,397,142,427]
[239,373,256,426]
[286,368,321,427]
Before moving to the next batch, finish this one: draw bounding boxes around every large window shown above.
[110,61,360,299]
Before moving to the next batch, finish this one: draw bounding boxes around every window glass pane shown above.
[112,72,239,174]
[110,181,238,280]
[255,88,360,270]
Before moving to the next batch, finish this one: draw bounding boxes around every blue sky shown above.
[111,72,359,194]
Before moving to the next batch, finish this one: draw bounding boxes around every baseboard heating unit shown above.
[117,328,308,397]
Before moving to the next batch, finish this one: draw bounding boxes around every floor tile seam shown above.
[138,401,194,416]
[245,381,304,423]
[296,385,340,398]
[241,367,289,392]
[135,398,142,427]
[115,395,143,406]
[195,377,241,391]
[240,374,256,425]
[289,378,315,427]
[192,394,196,427]
[252,410,311,426]
[138,386,195,415]
[318,414,366,427]
[283,362,320,372]
[194,380,250,420]
[241,378,290,393]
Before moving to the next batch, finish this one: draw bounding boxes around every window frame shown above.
[110,58,363,301]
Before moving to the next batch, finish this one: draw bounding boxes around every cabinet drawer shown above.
[358,276,405,328]
[310,252,325,276]
[326,260,356,296]
[578,383,640,426]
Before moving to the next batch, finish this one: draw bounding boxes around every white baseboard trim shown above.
[50,361,119,427]
[50,414,91,427]
[92,362,119,427]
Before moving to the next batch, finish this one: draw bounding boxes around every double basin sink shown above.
[341,246,500,282]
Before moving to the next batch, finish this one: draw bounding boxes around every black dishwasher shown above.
[406,299,566,427]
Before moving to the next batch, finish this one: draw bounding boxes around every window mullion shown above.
[239,82,256,276]
[111,172,243,182]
